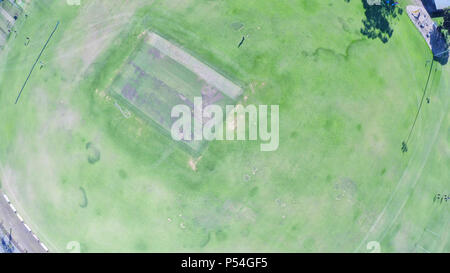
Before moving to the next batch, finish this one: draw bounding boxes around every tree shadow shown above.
[419,0,444,17]
[345,0,403,43]
[430,25,449,64]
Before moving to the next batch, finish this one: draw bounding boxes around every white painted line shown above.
[3,194,10,203]
[9,203,16,213]
[40,242,49,252]
[32,233,39,242]
[16,213,24,223]
[23,223,32,232]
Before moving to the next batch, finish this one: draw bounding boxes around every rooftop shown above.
[433,0,450,10]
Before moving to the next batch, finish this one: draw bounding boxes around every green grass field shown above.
[0,0,448,252]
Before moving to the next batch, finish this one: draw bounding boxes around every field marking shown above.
[23,223,31,232]
[56,26,122,60]
[0,0,442,252]
[378,106,445,242]
[425,228,440,238]
[16,213,23,223]
[9,203,16,213]
[0,2,144,253]
[15,21,60,104]
[40,242,48,252]
[0,179,58,252]
[56,16,131,51]
[2,25,121,75]
[3,194,10,203]
[405,59,434,144]
[1,191,49,251]
[55,9,133,45]
[0,12,133,74]
[354,67,448,252]
[355,97,446,252]
[415,244,431,253]
[114,101,131,119]
[150,148,175,168]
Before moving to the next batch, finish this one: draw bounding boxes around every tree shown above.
[443,9,450,31]
[345,0,403,43]
[438,8,450,45]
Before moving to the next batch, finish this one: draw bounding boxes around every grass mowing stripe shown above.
[14,21,59,105]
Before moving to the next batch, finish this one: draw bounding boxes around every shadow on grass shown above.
[345,0,403,43]
[430,27,449,64]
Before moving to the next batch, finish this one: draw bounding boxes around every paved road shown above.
[0,190,47,253]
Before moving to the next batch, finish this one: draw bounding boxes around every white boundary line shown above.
[16,213,23,223]
[40,242,48,252]
[2,193,48,252]
[9,203,16,213]
[23,223,31,232]
[3,193,10,203]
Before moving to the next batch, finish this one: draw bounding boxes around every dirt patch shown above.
[189,156,202,171]
[334,177,358,203]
